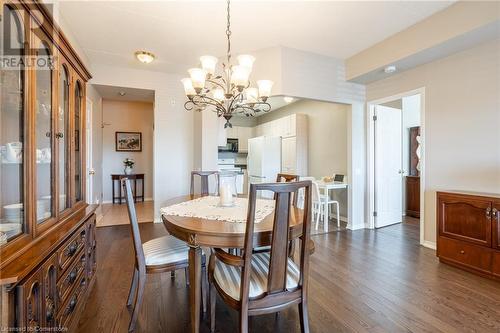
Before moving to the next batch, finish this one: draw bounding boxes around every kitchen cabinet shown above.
[281,137,297,174]
[221,126,253,153]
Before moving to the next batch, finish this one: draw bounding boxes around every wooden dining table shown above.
[161,194,306,333]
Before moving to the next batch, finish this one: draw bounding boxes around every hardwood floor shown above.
[77,220,500,333]
[97,201,154,227]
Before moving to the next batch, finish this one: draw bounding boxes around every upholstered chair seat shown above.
[142,236,190,266]
[213,252,300,300]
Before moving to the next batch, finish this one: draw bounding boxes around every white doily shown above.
[160,196,275,224]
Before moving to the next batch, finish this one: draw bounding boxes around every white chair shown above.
[300,177,341,231]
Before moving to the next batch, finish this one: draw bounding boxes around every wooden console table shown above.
[111,174,145,204]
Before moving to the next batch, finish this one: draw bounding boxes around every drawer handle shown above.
[493,208,498,219]
[66,296,77,315]
[67,268,78,284]
[68,242,78,257]
[460,250,465,254]
[486,207,491,219]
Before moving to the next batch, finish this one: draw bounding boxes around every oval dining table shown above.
[161,194,307,333]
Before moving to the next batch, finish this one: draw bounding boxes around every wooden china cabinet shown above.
[0,1,96,331]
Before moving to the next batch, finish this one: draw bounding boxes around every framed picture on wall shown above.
[115,132,142,152]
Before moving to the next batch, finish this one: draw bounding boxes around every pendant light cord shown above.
[226,0,232,65]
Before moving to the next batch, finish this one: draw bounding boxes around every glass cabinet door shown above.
[58,66,70,212]
[74,82,83,202]
[35,41,54,223]
[0,5,25,243]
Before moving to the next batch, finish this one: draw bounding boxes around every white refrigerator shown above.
[247,136,282,198]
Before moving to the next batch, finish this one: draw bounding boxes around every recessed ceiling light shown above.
[283,96,294,103]
[384,65,397,74]
[118,91,126,96]
[135,51,155,64]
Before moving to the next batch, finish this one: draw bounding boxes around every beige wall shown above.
[366,39,500,245]
[102,100,154,202]
[257,99,349,217]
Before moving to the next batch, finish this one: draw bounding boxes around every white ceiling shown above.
[57,1,454,74]
[92,84,155,102]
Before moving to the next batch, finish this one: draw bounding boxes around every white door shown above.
[85,98,94,204]
[374,105,402,228]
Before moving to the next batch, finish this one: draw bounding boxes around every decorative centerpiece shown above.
[219,173,237,207]
[123,158,135,175]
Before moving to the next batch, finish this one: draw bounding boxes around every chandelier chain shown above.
[226,0,231,64]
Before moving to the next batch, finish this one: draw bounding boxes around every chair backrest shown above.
[276,173,299,183]
[276,173,300,205]
[242,180,312,305]
[190,171,219,196]
[122,178,145,270]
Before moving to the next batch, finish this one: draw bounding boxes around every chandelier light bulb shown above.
[245,88,259,103]
[237,55,256,71]
[188,68,207,92]
[231,65,250,89]
[200,55,218,76]
[181,78,195,97]
[213,88,225,102]
[257,80,274,100]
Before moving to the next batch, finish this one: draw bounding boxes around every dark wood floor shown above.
[77,220,500,333]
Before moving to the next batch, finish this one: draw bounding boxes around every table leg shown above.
[142,178,145,202]
[112,180,115,204]
[189,246,202,333]
[134,179,137,203]
[324,196,329,232]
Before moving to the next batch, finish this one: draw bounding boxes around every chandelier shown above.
[181,0,273,128]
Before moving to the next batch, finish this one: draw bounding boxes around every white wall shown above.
[366,39,500,245]
[90,64,194,222]
[101,100,154,202]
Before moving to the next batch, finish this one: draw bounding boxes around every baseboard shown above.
[102,197,153,204]
[422,240,437,250]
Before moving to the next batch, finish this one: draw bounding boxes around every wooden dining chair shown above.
[209,180,313,333]
[276,173,299,182]
[122,178,206,332]
[191,171,219,196]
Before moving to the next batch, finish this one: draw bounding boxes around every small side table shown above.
[111,174,145,204]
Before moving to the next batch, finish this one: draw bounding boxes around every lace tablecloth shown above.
[160,196,275,224]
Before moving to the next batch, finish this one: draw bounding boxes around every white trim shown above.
[85,97,93,204]
[422,241,436,250]
[101,197,153,204]
[366,88,426,246]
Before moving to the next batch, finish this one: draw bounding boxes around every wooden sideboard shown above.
[406,176,420,218]
[437,191,500,280]
[0,1,95,331]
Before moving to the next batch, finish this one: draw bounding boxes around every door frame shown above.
[366,87,426,245]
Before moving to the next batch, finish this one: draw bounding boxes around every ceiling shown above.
[57,1,454,74]
[92,84,155,102]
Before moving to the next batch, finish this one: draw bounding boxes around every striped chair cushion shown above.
[213,252,300,300]
[142,236,189,266]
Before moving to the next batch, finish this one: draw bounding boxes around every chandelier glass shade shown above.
[181,0,273,128]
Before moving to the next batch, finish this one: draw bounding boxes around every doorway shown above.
[367,89,425,244]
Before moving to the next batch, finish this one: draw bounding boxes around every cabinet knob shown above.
[486,207,491,219]
[493,208,498,218]
[460,250,465,254]
[55,132,64,139]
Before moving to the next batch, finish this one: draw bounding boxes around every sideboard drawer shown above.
[57,250,86,305]
[492,251,500,278]
[438,236,493,274]
[57,274,87,329]
[58,225,87,274]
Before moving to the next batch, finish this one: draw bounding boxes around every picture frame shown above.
[115,132,142,152]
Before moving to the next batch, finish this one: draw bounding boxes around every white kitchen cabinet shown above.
[281,136,297,174]
[226,126,238,139]
[217,117,227,146]
[237,127,253,152]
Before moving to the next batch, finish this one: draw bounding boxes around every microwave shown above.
[218,138,238,152]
